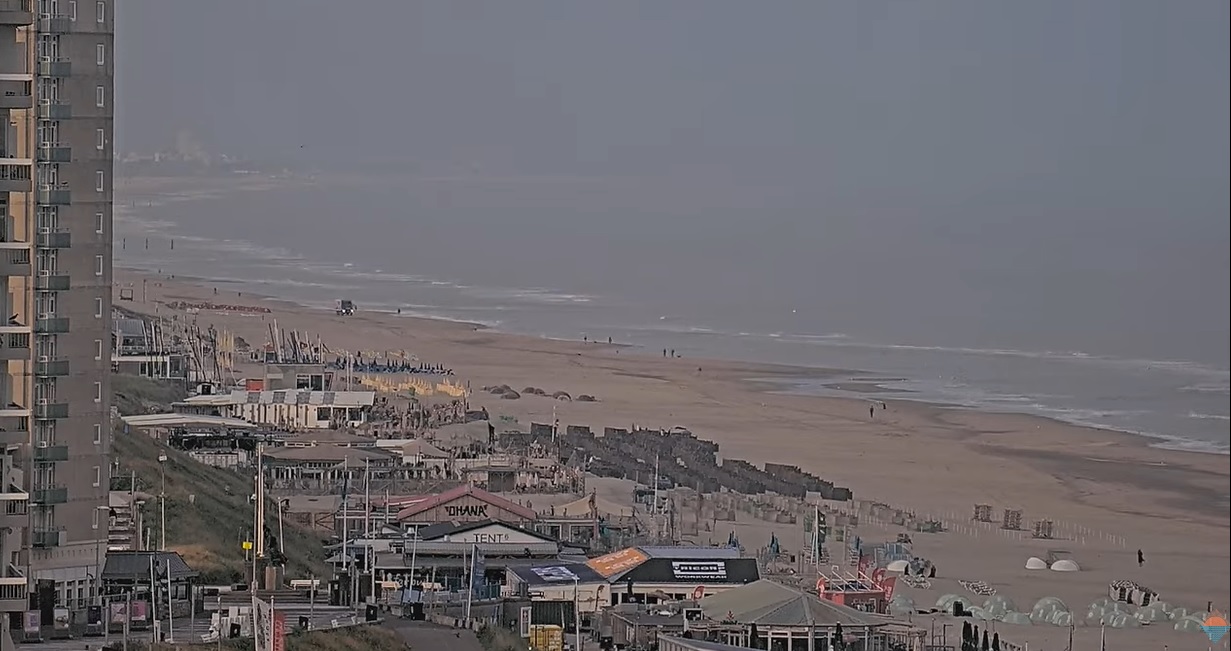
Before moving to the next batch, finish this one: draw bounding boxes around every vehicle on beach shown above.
[336,299,356,316]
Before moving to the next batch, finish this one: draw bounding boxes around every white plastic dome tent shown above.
[1050,559,1080,572]
[886,559,910,573]
[1025,557,1048,570]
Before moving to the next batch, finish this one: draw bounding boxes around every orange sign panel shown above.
[586,548,648,578]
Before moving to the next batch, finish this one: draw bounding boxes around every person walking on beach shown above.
[869,404,875,419]
[1137,549,1145,567]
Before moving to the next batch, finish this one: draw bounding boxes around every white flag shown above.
[251,596,274,651]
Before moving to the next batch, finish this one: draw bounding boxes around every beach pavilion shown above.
[696,580,924,651]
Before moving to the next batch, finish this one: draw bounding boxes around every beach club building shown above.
[395,484,538,530]
[586,546,760,606]
[373,519,566,591]
[695,580,924,651]
[172,389,376,429]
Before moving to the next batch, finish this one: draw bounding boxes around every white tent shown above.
[1050,559,1080,572]
[1025,557,1048,570]
[886,559,910,573]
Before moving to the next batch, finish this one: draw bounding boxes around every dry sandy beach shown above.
[112,264,1229,649]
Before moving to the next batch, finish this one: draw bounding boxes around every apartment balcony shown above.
[31,485,67,504]
[0,332,30,361]
[37,186,71,205]
[0,405,30,419]
[0,249,31,276]
[36,13,72,32]
[36,230,71,249]
[34,402,68,420]
[0,0,33,25]
[35,316,70,334]
[0,322,32,335]
[34,358,69,377]
[0,577,26,614]
[33,443,69,462]
[36,100,71,120]
[34,273,70,291]
[0,160,32,193]
[32,527,66,549]
[0,497,28,535]
[36,58,71,77]
[38,144,72,163]
[0,91,33,110]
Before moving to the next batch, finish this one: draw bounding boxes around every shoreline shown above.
[120,263,1228,460]
[114,268,1229,526]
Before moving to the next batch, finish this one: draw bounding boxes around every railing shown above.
[34,359,70,377]
[33,443,69,462]
[0,163,31,180]
[32,527,65,548]
[0,577,26,603]
[32,485,68,504]
[0,0,34,12]
[2,332,30,353]
[36,230,71,248]
[34,402,69,419]
[35,317,70,334]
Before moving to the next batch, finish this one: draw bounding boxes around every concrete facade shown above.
[0,0,114,640]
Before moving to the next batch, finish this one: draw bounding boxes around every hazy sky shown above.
[116,1,1230,363]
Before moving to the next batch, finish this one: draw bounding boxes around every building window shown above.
[94,424,103,445]
[95,212,105,234]
[94,339,103,360]
[93,465,102,487]
[69,1,77,20]
[96,0,105,22]
[92,507,100,529]
[95,254,104,276]
[94,298,103,317]
[96,129,105,150]
[95,86,105,107]
[96,44,106,66]
[94,381,102,402]
[96,171,106,192]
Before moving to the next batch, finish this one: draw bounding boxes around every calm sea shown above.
[113,178,1230,454]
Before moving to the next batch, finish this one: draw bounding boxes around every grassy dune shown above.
[112,377,330,584]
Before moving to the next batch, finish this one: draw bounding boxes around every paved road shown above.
[17,605,360,650]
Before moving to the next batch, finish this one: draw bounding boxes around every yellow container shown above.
[529,624,564,651]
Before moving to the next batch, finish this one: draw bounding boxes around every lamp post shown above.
[157,454,168,551]
[95,505,111,605]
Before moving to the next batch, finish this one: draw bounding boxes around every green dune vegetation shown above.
[111,376,330,584]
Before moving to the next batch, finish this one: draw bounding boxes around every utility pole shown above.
[364,459,373,605]
[573,578,583,651]
[464,543,475,622]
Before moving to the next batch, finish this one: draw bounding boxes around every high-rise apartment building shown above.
[0,0,114,641]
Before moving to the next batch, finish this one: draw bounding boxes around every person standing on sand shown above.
[1137,549,1145,567]
[869,405,875,419]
